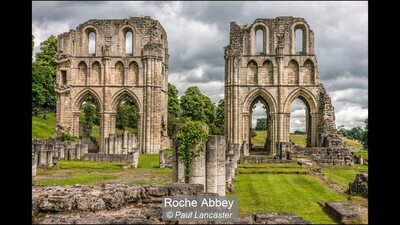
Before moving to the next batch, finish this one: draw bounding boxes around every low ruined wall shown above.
[349,173,368,198]
[32,183,311,224]
[32,183,204,224]
[32,138,87,168]
[238,156,294,164]
[292,146,353,165]
[83,153,139,167]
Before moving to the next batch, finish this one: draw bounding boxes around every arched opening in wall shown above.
[249,97,272,155]
[247,60,258,85]
[294,26,305,53]
[88,32,96,54]
[125,31,133,54]
[290,97,311,147]
[78,61,87,85]
[79,94,101,153]
[303,59,315,84]
[256,29,264,53]
[128,61,139,86]
[115,61,124,85]
[116,95,138,136]
[91,62,101,86]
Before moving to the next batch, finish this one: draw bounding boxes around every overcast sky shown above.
[32,1,368,132]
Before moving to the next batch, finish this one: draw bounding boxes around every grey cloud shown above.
[32,1,367,129]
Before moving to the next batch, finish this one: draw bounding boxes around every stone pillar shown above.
[80,144,88,157]
[216,136,226,196]
[58,146,64,159]
[132,148,140,168]
[172,146,185,183]
[123,131,128,154]
[75,144,81,159]
[189,146,206,190]
[159,150,165,169]
[206,136,218,194]
[104,137,109,154]
[109,134,115,154]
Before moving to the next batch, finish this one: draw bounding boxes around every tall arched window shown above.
[88,32,96,54]
[256,29,264,53]
[295,28,303,53]
[125,31,133,54]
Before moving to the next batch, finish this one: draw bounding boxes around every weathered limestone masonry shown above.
[32,138,88,168]
[291,146,353,165]
[172,134,226,196]
[32,184,311,224]
[56,16,169,154]
[159,150,173,168]
[349,173,368,198]
[224,16,347,157]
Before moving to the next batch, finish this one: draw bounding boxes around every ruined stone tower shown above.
[55,16,169,154]
[224,16,345,156]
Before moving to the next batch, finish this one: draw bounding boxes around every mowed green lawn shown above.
[322,165,368,189]
[229,174,346,224]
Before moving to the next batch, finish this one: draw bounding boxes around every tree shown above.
[168,83,182,118]
[212,99,225,135]
[347,126,363,141]
[255,118,267,131]
[35,35,58,71]
[337,125,349,137]
[180,86,207,122]
[32,35,58,113]
[202,95,215,125]
[116,97,138,132]
[32,61,56,113]
[361,118,368,150]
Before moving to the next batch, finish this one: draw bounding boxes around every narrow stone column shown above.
[216,136,226,196]
[206,136,218,194]
[189,146,206,191]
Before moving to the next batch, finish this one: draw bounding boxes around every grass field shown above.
[322,165,368,189]
[229,174,346,224]
[32,112,56,138]
[251,131,307,147]
[237,163,307,174]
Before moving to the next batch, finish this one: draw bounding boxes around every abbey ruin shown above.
[224,16,346,156]
[55,16,169,154]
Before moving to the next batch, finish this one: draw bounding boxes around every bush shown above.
[60,132,80,142]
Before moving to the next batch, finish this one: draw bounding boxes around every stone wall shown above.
[172,135,226,196]
[349,173,368,198]
[83,153,139,167]
[32,183,311,224]
[292,145,353,165]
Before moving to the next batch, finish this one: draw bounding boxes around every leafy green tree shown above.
[250,129,257,138]
[116,97,137,132]
[348,126,363,141]
[35,35,58,71]
[337,125,349,137]
[168,83,182,118]
[211,99,225,135]
[32,62,56,113]
[32,35,57,113]
[255,118,267,131]
[361,118,368,150]
[203,95,215,125]
[180,86,207,122]
[293,130,306,134]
